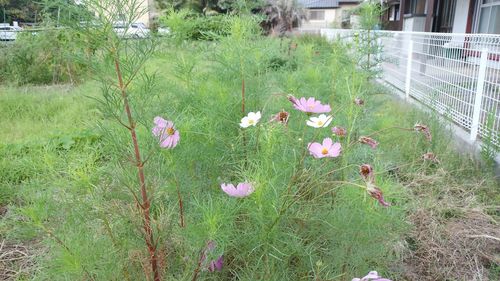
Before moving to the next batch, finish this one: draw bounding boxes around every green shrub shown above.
[0,27,87,85]
[161,9,259,41]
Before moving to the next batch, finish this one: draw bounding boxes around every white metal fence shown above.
[321,29,500,148]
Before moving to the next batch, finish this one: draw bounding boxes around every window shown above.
[404,0,426,15]
[389,4,401,21]
[309,10,325,20]
[476,0,500,34]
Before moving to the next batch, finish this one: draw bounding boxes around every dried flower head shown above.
[366,182,391,207]
[414,123,432,142]
[422,152,440,163]
[359,164,374,183]
[332,126,347,137]
[359,165,390,207]
[359,136,379,149]
[270,110,290,125]
[354,98,365,106]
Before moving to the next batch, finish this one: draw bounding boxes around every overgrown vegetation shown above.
[0,27,88,85]
[0,2,499,281]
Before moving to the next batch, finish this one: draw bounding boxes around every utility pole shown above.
[3,7,6,23]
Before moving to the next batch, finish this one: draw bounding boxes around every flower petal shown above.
[328,142,341,157]
[308,142,325,158]
[322,138,333,147]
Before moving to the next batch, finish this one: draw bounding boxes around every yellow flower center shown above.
[248,119,254,125]
[166,127,175,136]
[317,121,324,126]
[321,148,329,155]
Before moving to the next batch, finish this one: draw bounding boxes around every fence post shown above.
[470,49,489,142]
[405,40,414,99]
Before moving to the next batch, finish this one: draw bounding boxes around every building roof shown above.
[298,0,360,8]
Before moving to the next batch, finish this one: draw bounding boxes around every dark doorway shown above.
[433,0,457,32]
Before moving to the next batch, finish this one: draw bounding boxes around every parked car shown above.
[0,24,22,41]
[113,22,150,39]
[157,26,171,36]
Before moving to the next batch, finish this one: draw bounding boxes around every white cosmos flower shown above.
[240,111,262,128]
[306,114,332,128]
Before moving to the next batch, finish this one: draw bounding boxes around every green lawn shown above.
[0,36,498,281]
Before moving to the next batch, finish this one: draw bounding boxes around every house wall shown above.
[301,9,337,29]
[402,15,426,31]
[452,0,470,33]
[300,4,358,30]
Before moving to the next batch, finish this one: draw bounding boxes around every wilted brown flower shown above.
[359,164,375,183]
[366,182,391,207]
[354,98,365,106]
[422,152,440,163]
[270,110,290,125]
[359,136,379,149]
[332,126,347,137]
[414,123,432,142]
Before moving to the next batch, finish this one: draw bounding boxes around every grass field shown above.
[0,35,499,281]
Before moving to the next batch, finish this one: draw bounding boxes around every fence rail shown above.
[321,29,500,148]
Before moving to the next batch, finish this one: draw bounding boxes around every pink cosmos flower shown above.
[152,116,180,148]
[308,138,342,158]
[220,182,255,198]
[270,110,290,125]
[208,256,224,272]
[354,98,365,106]
[200,240,224,272]
[414,123,432,142]
[332,126,347,137]
[352,271,392,281]
[359,136,378,149]
[288,95,331,114]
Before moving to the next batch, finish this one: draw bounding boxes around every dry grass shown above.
[0,240,36,281]
[400,166,500,281]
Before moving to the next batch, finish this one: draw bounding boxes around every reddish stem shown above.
[191,247,206,281]
[174,177,185,228]
[114,56,161,281]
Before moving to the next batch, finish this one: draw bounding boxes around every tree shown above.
[0,0,42,23]
[259,0,305,36]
